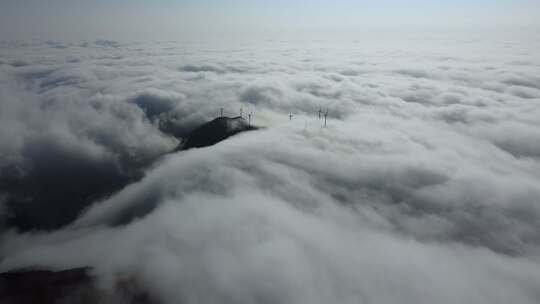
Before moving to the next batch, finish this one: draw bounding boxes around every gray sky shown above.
[1,0,539,41]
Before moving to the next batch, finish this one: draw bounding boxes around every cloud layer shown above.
[1,34,540,303]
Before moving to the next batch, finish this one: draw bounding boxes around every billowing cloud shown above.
[1,35,540,303]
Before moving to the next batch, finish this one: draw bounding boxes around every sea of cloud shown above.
[1,32,540,303]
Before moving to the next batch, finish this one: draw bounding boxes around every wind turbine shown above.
[324,109,328,127]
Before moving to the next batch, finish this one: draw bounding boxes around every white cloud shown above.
[1,35,540,303]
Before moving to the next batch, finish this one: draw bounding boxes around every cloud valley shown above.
[1,35,540,303]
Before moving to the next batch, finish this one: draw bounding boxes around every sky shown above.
[1,0,539,40]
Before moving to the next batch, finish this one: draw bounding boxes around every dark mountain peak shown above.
[178,116,258,150]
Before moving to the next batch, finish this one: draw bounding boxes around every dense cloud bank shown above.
[1,34,540,303]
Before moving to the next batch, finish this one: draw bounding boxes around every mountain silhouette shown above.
[178,116,257,150]
[0,267,156,304]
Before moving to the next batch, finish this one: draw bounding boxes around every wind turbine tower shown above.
[324,109,328,127]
